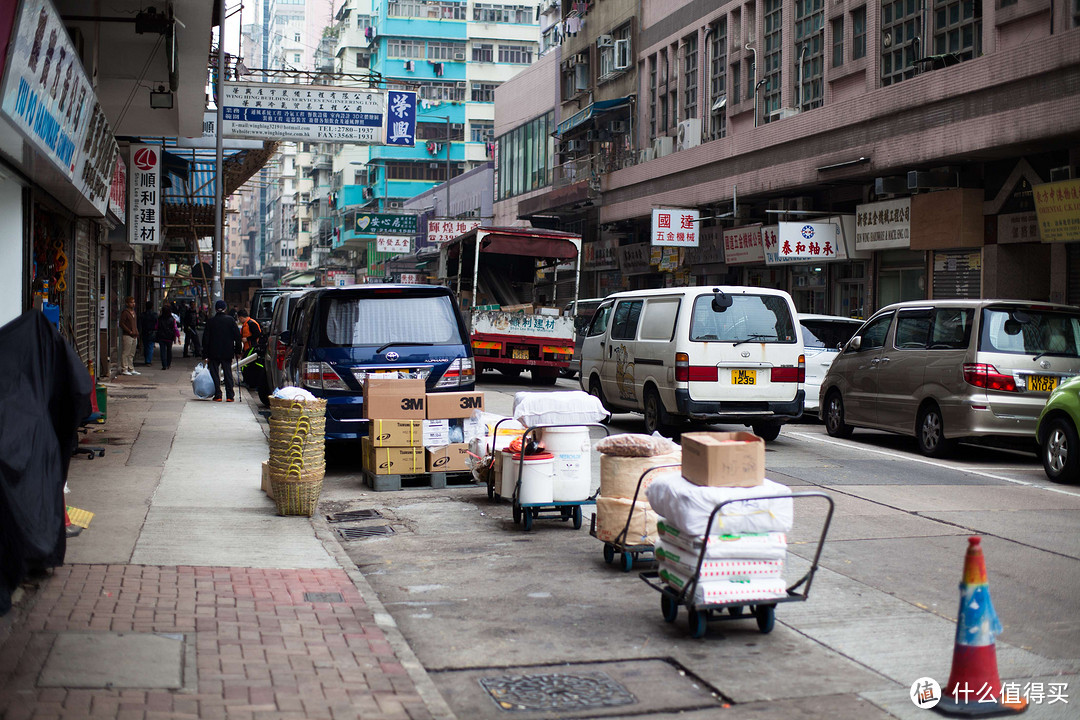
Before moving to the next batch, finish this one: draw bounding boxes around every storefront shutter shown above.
[1066,244,1080,306]
[73,220,94,367]
[932,250,981,300]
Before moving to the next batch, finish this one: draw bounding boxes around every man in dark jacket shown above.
[182,302,202,358]
[202,300,242,402]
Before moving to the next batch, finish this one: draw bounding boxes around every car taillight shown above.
[434,358,475,388]
[275,341,287,371]
[963,363,1018,392]
[771,355,806,383]
[674,352,718,382]
[302,361,349,391]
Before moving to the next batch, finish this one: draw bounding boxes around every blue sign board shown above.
[385,91,417,147]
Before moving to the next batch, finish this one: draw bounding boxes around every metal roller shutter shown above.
[932,250,981,300]
[73,220,94,366]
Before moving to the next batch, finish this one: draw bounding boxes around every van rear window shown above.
[689,295,797,343]
[322,295,463,347]
[980,307,1080,357]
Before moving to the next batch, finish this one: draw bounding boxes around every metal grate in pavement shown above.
[303,592,344,603]
[326,509,383,523]
[335,525,395,540]
[479,671,636,712]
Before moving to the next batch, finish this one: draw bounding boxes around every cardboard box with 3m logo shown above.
[363,377,426,419]
[425,391,484,419]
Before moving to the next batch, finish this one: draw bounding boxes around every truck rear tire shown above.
[532,370,558,386]
[499,367,522,378]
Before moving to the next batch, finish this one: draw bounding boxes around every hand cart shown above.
[589,463,680,572]
[489,420,611,532]
[640,491,834,639]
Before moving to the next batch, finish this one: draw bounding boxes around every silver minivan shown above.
[579,286,805,438]
[819,299,1080,456]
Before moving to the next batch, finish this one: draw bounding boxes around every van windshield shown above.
[980,307,1080,357]
[689,294,797,343]
[322,295,463,347]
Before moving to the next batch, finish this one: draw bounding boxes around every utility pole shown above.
[445,116,451,218]
[213,0,226,303]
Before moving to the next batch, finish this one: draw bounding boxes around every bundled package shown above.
[656,522,788,561]
[654,542,784,581]
[594,496,660,545]
[646,474,793,536]
[657,563,788,606]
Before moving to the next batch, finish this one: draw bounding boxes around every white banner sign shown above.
[222,82,385,143]
[723,225,765,265]
[399,273,422,284]
[651,208,700,247]
[177,112,266,149]
[427,218,481,244]
[856,198,911,250]
[0,0,119,215]
[128,145,161,246]
[777,222,840,261]
[376,235,411,254]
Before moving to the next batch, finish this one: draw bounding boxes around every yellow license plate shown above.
[731,369,757,385]
[1029,375,1058,392]
[512,348,529,360]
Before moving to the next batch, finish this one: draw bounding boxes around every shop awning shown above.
[284,273,317,287]
[556,96,633,136]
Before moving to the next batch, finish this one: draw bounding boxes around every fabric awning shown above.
[479,234,578,259]
[556,96,633,136]
[285,273,316,287]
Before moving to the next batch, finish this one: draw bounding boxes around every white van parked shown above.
[578,286,806,438]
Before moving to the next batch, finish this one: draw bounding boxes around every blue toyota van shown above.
[282,284,475,441]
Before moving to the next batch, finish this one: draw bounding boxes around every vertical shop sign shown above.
[384,90,417,147]
[129,144,161,246]
[651,208,700,247]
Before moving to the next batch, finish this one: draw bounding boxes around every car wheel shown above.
[1042,417,1080,483]
[917,403,954,458]
[751,422,782,441]
[589,377,612,414]
[643,387,667,435]
[824,391,853,438]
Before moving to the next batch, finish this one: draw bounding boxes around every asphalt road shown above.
[317,373,1080,720]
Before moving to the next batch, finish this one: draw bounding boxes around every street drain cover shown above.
[303,592,344,603]
[336,525,395,540]
[110,393,149,399]
[480,671,635,712]
[327,509,383,523]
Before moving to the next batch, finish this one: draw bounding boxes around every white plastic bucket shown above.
[512,452,555,505]
[541,427,592,501]
[498,450,517,497]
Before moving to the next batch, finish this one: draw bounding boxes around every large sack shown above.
[599,453,681,499]
[646,475,793,536]
[595,496,660,545]
[190,362,214,399]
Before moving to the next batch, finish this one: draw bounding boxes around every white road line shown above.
[787,431,1080,498]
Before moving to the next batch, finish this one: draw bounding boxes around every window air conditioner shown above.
[388,200,403,209]
[451,123,464,130]
[456,81,467,89]
[1050,166,1073,181]
[614,38,631,70]
[677,118,702,150]
[770,107,800,120]
[404,60,414,71]
[638,147,655,163]
[653,136,674,158]
[609,120,628,133]
[453,52,465,60]
[565,139,585,152]
[596,34,614,49]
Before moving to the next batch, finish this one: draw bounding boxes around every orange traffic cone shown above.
[934,537,1026,716]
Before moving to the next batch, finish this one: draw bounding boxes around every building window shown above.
[417,123,464,141]
[293,53,302,64]
[881,0,920,85]
[795,0,824,111]
[428,40,466,61]
[684,34,698,119]
[498,44,533,64]
[389,0,466,19]
[648,55,658,137]
[933,0,982,61]
[387,39,425,59]
[471,121,494,143]
[473,3,534,23]
[386,161,464,182]
[495,111,552,200]
[294,32,301,42]
[709,18,727,139]
[541,25,561,53]
[561,54,589,100]
[597,24,631,81]
[471,82,499,102]
[356,15,372,30]
[355,53,369,69]
[831,16,844,67]
[1072,0,1079,26]
[472,43,493,62]
[419,81,466,102]
[852,6,867,58]
[762,0,783,120]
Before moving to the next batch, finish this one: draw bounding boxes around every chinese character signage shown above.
[289,261,309,271]
[376,235,411,254]
[1033,178,1080,243]
[616,242,652,275]
[584,236,619,271]
[0,0,119,215]
[355,213,418,235]
[221,82,385,143]
[108,155,126,220]
[722,225,765,265]
[651,208,700,247]
[399,273,422,284]
[427,218,481,244]
[776,222,839,261]
[855,198,911,251]
[384,90,417,147]
[128,144,160,246]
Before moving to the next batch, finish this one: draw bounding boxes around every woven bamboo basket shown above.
[269,471,324,517]
[268,454,326,473]
[269,417,326,433]
[268,440,325,458]
[269,397,326,421]
[269,427,324,443]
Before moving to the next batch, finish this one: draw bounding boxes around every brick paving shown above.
[0,565,436,720]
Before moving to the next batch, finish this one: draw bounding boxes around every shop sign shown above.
[128,144,160,246]
[723,225,765,265]
[997,212,1040,244]
[584,236,619,271]
[651,208,700,247]
[0,0,119,215]
[108,155,126,220]
[355,212,418,235]
[1033,178,1080,243]
[776,222,839,261]
[289,261,309,271]
[176,111,266,150]
[328,271,351,287]
[684,226,725,265]
[855,198,911,250]
[616,242,652,275]
[427,218,480,244]
[763,226,798,266]
[384,90,417,147]
[376,235,411,254]
[222,82,385,144]
[399,273,422,284]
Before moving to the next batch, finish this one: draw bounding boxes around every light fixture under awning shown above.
[556,96,633,136]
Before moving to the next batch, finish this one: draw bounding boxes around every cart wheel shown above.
[487,483,495,500]
[661,594,679,623]
[755,604,776,634]
[687,608,707,639]
[603,543,615,564]
[561,507,571,520]
[620,552,634,573]
[728,605,745,617]
[523,510,533,531]
[572,506,583,530]
[512,503,521,524]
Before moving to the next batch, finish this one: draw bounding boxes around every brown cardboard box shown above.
[425,391,484,419]
[362,436,425,475]
[368,419,424,447]
[261,460,273,499]
[680,431,764,487]
[363,377,426,419]
[426,443,471,472]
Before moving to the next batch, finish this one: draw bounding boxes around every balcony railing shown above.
[553,155,596,188]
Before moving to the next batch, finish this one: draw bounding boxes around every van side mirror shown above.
[279,330,292,344]
[711,290,733,312]
[847,336,862,351]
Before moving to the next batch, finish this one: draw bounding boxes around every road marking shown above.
[787,431,1080,498]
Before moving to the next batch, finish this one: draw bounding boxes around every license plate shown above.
[1029,375,1058,392]
[512,348,529,360]
[731,369,757,385]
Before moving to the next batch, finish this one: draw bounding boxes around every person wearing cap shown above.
[202,300,242,402]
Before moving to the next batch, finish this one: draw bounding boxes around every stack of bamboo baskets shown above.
[267,397,327,516]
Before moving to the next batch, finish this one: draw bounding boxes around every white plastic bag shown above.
[191,362,215,399]
[512,390,608,427]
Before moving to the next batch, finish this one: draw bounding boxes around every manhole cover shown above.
[336,525,395,540]
[303,592,344,603]
[327,509,383,523]
[479,672,635,712]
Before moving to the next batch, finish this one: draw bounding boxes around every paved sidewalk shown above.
[0,353,455,720]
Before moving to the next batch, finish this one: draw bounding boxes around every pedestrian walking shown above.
[155,303,178,369]
[202,300,242,402]
[182,302,203,358]
[138,302,157,367]
[119,296,140,376]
